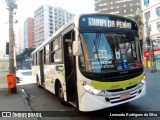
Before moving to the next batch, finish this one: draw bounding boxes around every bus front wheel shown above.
[56,82,67,105]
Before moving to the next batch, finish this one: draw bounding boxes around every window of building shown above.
[148,25,151,31]
[131,9,133,11]
[124,10,126,12]
[156,6,160,16]
[144,0,149,6]
[99,3,107,6]
[49,7,52,11]
[145,11,150,20]
[157,21,160,29]
[102,8,107,11]
[130,4,132,6]
[124,5,126,7]
[50,31,53,34]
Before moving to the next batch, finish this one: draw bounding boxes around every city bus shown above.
[31,14,146,111]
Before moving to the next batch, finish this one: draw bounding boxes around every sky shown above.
[0,0,95,53]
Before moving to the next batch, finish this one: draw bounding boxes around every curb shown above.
[18,87,39,120]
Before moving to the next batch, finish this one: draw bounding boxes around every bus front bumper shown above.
[80,82,146,111]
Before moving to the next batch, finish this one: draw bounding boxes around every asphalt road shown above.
[17,69,160,120]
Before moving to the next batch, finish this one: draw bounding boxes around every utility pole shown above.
[6,0,17,74]
[146,18,154,72]
[6,0,17,93]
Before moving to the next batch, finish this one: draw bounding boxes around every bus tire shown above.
[37,75,42,88]
[56,82,67,105]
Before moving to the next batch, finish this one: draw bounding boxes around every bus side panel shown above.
[32,65,40,82]
[43,64,67,101]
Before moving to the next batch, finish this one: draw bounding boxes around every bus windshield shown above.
[79,32,142,73]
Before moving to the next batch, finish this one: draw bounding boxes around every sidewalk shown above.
[145,68,160,74]
[0,87,35,120]
[0,88,28,111]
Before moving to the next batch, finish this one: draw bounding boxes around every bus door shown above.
[39,49,45,86]
[63,31,78,106]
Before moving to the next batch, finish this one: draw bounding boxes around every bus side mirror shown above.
[72,41,81,56]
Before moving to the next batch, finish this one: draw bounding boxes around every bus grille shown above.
[105,90,141,104]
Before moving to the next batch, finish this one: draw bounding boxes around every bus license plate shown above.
[120,93,131,100]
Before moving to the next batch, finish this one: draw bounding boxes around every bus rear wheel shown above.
[56,82,67,105]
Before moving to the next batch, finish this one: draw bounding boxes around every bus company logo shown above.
[2,112,11,117]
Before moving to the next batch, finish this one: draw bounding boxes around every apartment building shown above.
[94,0,141,16]
[142,0,160,42]
[24,17,34,48]
[34,4,74,47]
[15,27,24,54]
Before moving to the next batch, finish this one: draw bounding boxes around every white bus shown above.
[31,14,146,111]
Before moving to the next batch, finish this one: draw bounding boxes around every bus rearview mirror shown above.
[72,41,81,56]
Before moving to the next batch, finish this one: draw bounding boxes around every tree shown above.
[16,48,35,63]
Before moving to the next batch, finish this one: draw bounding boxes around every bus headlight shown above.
[140,75,145,86]
[82,82,105,96]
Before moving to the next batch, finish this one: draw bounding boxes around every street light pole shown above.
[145,18,154,72]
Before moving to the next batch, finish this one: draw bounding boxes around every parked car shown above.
[16,71,23,83]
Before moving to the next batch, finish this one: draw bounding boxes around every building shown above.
[142,0,160,42]
[0,49,3,58]
[142,0,160,69]
[34,4,74,47]
[15,27,24,54]
[94,0,141,16]
[24,17,34,48]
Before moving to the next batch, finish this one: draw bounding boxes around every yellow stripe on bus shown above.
[91,73,144,90]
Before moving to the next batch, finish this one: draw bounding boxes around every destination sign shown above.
[79,15,137,30]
